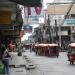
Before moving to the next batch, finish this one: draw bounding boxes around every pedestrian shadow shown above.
[68,63,75,67]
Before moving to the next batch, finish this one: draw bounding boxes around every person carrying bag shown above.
[2,48,10,74]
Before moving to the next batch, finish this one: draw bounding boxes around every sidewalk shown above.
[22,50,75,75]
[9,51,42,75]
[9,50,75,75]
[9,52,25,67]
[9,52,27,75]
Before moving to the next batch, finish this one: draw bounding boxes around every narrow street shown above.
[22,50,75,75]
[0,0,75,75]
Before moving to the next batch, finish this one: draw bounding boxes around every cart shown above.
[35,43,59,57]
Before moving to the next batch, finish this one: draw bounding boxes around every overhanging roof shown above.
[47,4,75,15]
[8,0,42,7]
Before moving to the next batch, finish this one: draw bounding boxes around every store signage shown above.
[66,19,75,24]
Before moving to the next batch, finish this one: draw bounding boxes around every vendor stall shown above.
[35,43,59,57]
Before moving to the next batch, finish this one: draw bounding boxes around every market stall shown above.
[35,43,59,57]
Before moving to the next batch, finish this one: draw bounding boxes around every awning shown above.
[8,0,42,7]
[47,4,75,15]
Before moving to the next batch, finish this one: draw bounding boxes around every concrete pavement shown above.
[9,50,75,75]
[9,52,27,75]
[22,50,75,75]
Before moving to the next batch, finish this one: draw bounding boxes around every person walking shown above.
[1,43,10,74]
[30,43,33,52]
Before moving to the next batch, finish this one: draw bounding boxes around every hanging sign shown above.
[66,19,75,24]
[35,7,42,15]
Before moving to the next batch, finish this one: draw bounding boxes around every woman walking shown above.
[1,43,10,74]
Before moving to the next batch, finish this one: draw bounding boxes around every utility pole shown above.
[58,17,61,48]
[47,15,52,43]
[55,19,58,42]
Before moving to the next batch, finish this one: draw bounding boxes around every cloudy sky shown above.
[43,0,54,9]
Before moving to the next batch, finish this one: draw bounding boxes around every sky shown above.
[43,0,54,9]
[21,0,54,41]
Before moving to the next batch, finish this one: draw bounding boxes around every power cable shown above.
[47,0,74,27]
[46,0,74,45]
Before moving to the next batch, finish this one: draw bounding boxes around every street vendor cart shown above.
[48,44,59,57]
[35,43,59,57]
